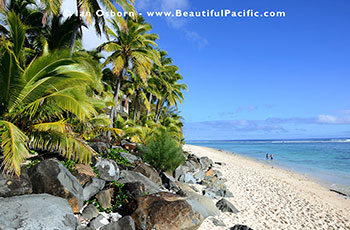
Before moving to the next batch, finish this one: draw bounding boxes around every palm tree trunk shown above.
[155,99,165,123]
[133,90,139,121]
[69,1,81,53]
[147,93,152,116]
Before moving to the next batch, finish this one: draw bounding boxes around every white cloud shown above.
[317,115,350,124]
[185,30,208,49]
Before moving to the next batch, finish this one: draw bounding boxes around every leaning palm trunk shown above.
[133,90,139,121]
[155,99,165,123]
[147,93,152,116]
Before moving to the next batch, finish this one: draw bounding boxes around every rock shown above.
[199,157,212,170]
[0,194,77,229]
[89,214,109,229]
[230,225,253,230]
[89,141,109,154]
[101,216,135,230]
[83,177,106,201]
[82,204,99,220]
[210,218,226,227]
[122,182,146,199]
[120,152,140,164]
[203,186,233,199]
[95,158,120,182]
[133,162,162,187]
[72,164,96,186]
[193,170,205,182]
[216,199,239,213]
[160,172,179,192]
[179,173,196,184]
[118,170,161,194]
[96,188,114,209]
[176,181,221,218]
[29,159,84,213]
[125,192,203,230]
[174,165,189,180]
[0,168,32,197]
[205,168,214,177]
[213,169,223,178]
[121,140,137,151]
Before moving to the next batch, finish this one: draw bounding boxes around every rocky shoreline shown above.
[0,141,249,230]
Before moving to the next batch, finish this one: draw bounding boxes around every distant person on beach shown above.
[270,154,274,160]
[266,153,269,159]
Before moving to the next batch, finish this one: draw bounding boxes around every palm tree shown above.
[68,0,136,53]
[99,16,159,127]
[0,12,102,175]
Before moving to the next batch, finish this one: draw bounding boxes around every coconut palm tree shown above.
[69,0,136,52]
[99,16,159,127]
[0,12,102,176]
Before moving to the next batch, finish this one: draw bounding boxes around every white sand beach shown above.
[184,145,350,230]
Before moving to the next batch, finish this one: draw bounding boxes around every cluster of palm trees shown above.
[0,0,187,176]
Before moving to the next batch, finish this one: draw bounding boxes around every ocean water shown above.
[187,139,350,194]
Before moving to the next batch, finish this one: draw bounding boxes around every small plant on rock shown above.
[141,129,185,172]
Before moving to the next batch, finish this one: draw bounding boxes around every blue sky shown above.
[65,0,350,140]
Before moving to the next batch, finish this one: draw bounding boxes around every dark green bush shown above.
[141,129,185,172]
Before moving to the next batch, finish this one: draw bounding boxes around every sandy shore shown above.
[184,145,350,230]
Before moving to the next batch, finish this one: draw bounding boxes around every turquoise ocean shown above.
[187,139,350,194]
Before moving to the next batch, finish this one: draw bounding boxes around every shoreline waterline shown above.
[186,140,350,196]
[184,144,350,229]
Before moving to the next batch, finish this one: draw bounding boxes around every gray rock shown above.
[83,177,105,201]
[193,170,205,182]
[160,172,179,192]
[0,194,77,230]
[230,224,253,230]
[95,158,120,182]
[101,216,135,230]
[0,167,32,197]
[29,159,83,213]
[119,152,140,164]
[199,157,212,170]
[133,162,162,187]
[176,182,221,218]
[118,170,161,194]
[122,182,146,199]
[174,165,189,180]
[216,199,239,213]
[203,186,233,199]
[179,173,196,184]
[89,141,109,154]
[82,204,99,220]
[210,217,226,227]
[89,214,109,229]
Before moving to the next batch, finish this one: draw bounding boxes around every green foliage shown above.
[86,181,128,213]
[141,129,185,172]
[61,159,75,173]
[25,159,40,169]
[102,148,131,166]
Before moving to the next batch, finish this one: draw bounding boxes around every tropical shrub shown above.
[141,129,184,172]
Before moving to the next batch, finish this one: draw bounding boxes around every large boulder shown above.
[133,162,162,187]
[83,177,105,201]
[96,188,114,209]
[176,182,221,218]
[72,164,96,186]
[82,204,99,221]
[29,159,84,213]
[101,216,135,230]
[0,194,78,230]
[122,182,146,199]
[119,152,140,164]
[118,170,161,194]
[174,165,189,180]
[125,192,203,230]
[199,157,212,170]
[89,141,109,154]
[95,158,120,182]
[0,168,32,197]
